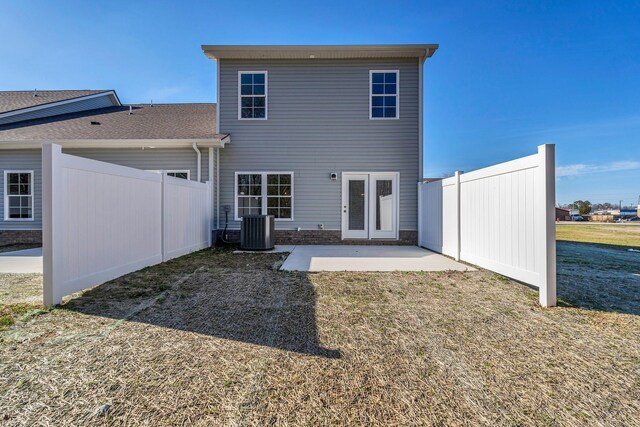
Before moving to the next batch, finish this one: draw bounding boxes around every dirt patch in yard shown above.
[1,247,639,425]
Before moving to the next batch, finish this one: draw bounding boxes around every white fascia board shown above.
[0,137,230,150]
[0,91,121,120]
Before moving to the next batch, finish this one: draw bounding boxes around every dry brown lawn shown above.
[1,248,639,426]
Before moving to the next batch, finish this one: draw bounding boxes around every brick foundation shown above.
[0,230,43,247]
[215,229,417,246]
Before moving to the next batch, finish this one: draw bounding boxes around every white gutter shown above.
[0,136,230,150]
[192,142,202,182]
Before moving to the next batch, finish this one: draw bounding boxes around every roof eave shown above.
[0,90,121,119]
[0,135,230,150]
[201,44,439,60]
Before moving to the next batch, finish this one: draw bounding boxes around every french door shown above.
[341,172,399,240]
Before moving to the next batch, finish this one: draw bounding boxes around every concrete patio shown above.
[279,245,475,272]
[0,247,43,273]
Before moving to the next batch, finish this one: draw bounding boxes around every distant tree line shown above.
[560,201,637,215]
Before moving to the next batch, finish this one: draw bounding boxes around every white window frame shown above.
[4,170,34,222]
[238,71,268,121]
[166,170,191,180]
[145,170,191,180]
[369,70,400,120]
[234,171,294,221]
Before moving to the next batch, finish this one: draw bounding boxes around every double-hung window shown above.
[239,71,267,120]
[4,171,34,221]
[235,172,293,220]
[370,70,399,119]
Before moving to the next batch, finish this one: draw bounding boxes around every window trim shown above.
[166,170,191,180]
[238,71,268,121]
[369,70,400,120]
[234,171,294,221]
[3,170,34,222]
[145,170,192,180]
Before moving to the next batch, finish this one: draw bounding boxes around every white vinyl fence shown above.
[43,144,212,306]
[419,144,556,307]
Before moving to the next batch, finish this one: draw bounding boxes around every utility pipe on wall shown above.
[192,143,201,182]
[209,147,214,231]
[216,147,220,230]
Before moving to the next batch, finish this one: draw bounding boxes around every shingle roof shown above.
[0,90,111,114]
[0,104,220,141]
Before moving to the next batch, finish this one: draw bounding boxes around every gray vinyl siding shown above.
[0,147,209,231]
[0,94,117,125]
[66,148,209,184]
[218,58,419,231]
[0,150,42,230]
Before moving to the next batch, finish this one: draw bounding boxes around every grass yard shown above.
[1,248,639,426]
[556,223,640,248]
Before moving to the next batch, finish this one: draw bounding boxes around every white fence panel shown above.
[163,176,212,261]
[43,144,212,306]
[418,144,556,306]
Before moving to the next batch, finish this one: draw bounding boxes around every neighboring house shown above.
[555,207,570,221]
[202,44,438,244]
[0,90,228,246]
[1,44,439,247]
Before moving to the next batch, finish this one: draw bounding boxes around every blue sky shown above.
[1,0,639,206]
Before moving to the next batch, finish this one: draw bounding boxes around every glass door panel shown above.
[369,173,398,239]
[341,174,369,239]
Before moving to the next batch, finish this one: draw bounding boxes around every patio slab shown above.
[233,245,295,254]
[0,247,43,273]
[280,245,475,272]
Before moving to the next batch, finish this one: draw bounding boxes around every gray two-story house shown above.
[0,44,437,247]
[203,44,438,244]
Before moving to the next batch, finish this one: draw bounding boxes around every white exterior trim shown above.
[3,170,34,222]
[166,170,191,180]
[0,137,230,150]
[216,60,221,131]
[237,71,268,121]
[0,91,120,120]
[202,44,439,60]
[234,171,294,221]
[369,70,400,120]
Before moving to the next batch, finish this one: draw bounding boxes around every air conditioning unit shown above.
[240,215,275,250]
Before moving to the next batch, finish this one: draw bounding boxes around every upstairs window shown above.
[4,171,34,221]
[239,71,267,120]
[370,70,399,119]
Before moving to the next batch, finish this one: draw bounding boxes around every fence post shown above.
[42,143,63,306]
[454,171,462,261]
[537,144,556,307]
[160,171,167,262]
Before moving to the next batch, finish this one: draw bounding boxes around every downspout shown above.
[192,142,201,182]
[216,147,220,230]
[418,51,426,182]
[209,147,214,231]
